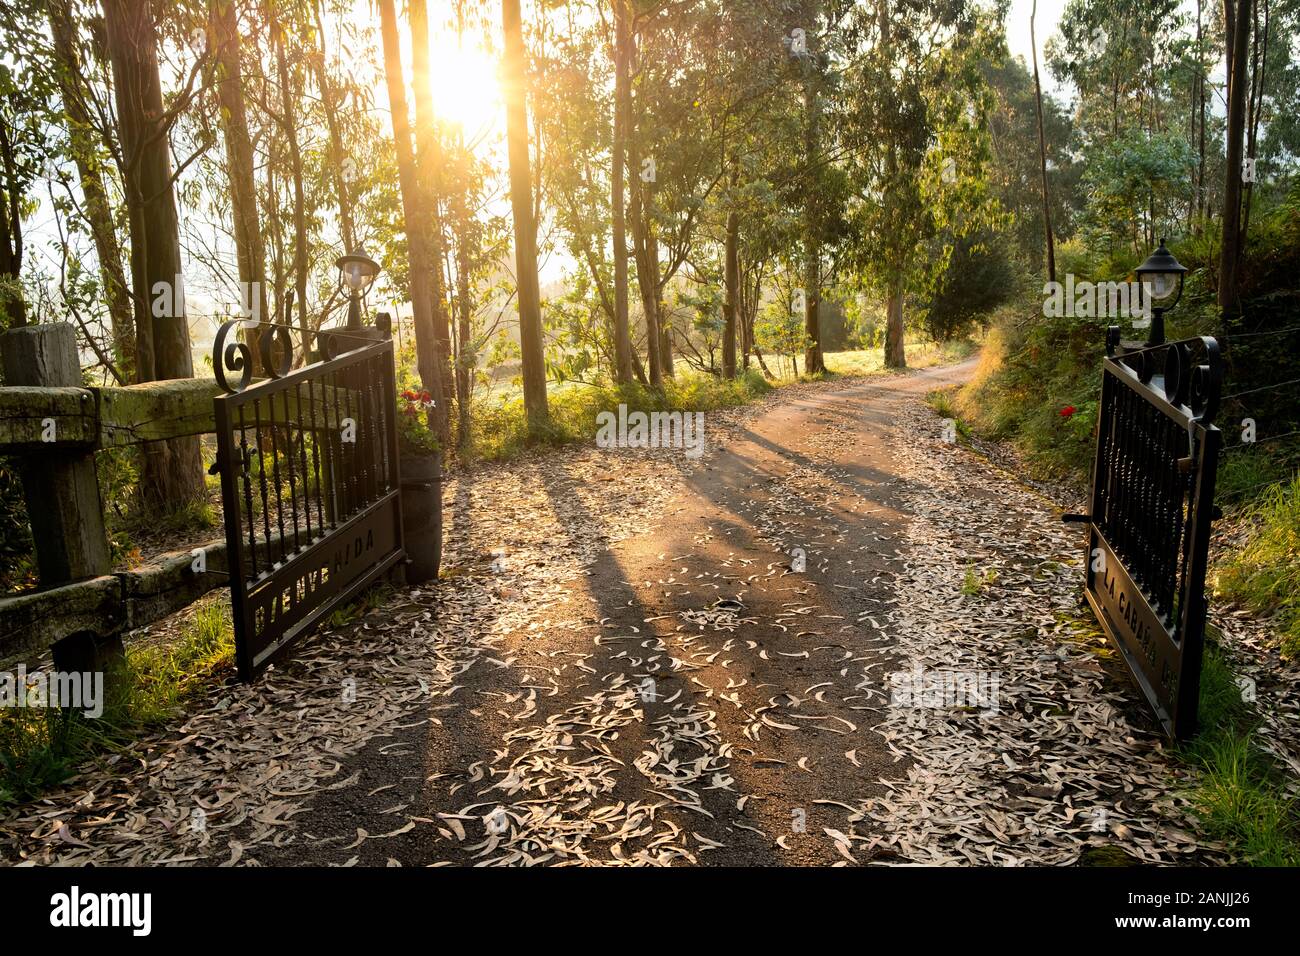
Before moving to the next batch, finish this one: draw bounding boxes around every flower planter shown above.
[399,450,442,584]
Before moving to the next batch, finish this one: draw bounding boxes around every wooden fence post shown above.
[1,323,122,673]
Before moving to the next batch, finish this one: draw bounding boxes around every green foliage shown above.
[923,233,1018,340]
[1216,473,1300,659]
[1078,132,1194,258]
[981,48,1081,265]
[1179,638,1300,866]
[0,602,234,806]
[467,369,772,463]
[0,457,33,591]
[754,300,811,377]
[951,292,1104,481]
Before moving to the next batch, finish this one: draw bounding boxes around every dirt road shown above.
[2,360,1218,866]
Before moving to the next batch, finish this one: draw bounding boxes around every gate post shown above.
[1,323,122,673]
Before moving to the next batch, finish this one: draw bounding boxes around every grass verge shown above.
[468,339,977,464]
[0,601,234,807]
[1214,472,1300,660]
[1180,633,1299,865]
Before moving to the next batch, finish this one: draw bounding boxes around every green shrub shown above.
[467,369,772,463]
[1215,472,1300,658]
[1181,639,1299,866]
[0,602,234,806]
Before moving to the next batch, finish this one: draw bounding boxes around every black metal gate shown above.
[1068,330,1222,738]
[211,322,404,680]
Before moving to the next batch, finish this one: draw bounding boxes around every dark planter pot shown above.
[399,450,442,584]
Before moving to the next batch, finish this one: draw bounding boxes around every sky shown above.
[1004,0,1071,100]
[21,1,1176,361]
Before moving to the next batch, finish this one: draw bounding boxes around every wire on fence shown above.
[1223,376,1300,402]
[1220,324,1300,339]
[1221,429,1300,453]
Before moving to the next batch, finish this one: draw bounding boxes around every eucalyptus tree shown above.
[379,0,448,436]
[102,0,207,507]
[45,0,134,372]
[0,0,61,332]
[839,0,998,369]
[502,0,548,427]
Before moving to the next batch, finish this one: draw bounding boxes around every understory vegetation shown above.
[1187,637,1299,866]
[465,338,976,462]
[0,602,233,806]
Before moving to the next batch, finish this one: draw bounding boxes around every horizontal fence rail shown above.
[0,319,409,676]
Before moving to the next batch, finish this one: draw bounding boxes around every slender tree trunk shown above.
[1219,0,1252,315]
[311,0,355,253]
[270,6,308,353]
[878,2,906,370]
[211,0,270,341]
[409,0,453,434]
[0,120,27,328]
[450,130,475,456]
[502,0,548,426]
[1195,0,1206,229]
[627,32,662,391]
[48,0,132,373]
[1240,0,1269,249]
[1030,0,1055,284]
[800,13,825,375]
[379,0,446,434]
[610,0,634,384]
[885,280,906,369]
[722,162,739,380]
[103,0,204,509]
[630,173,663,389]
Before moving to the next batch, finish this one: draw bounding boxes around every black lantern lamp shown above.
[335,248,381,330]
[1135,238,1187,347]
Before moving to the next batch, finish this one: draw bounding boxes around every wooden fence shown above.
[1,322,253,673]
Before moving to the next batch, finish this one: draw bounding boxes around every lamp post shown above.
[1135,238,1187,347]
[334,248,381,330]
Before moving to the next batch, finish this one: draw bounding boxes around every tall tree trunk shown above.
[884,280,906,369]
[211,0,270,342]
[103,0,204,510]
[660,323,674,378]
[722,161,739,380]
[48,0,133,374]
[1195,0,1206,228]
[1030,0,1055,284]
[1219,0,1251,316]
[610,0,634,384]
[630,171,663,389]
[879,0,906,370]
[311,0,355,253]
[627,31,662,391]
[1240,0,1269,250]
[451,130,475,456]
[270,6,308,352]
[409,0,453,434]
[379,0,446,434]
[800,20,825,375]
[502,0,548,426]
[0,120,27,328]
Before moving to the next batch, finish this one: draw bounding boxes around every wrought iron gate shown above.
[1068,330,1222,738]
[212,322,405,680]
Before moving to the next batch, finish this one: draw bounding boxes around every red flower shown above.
[1060,405,1076,418]
[420,391,431,402]
[402,390,416,401]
